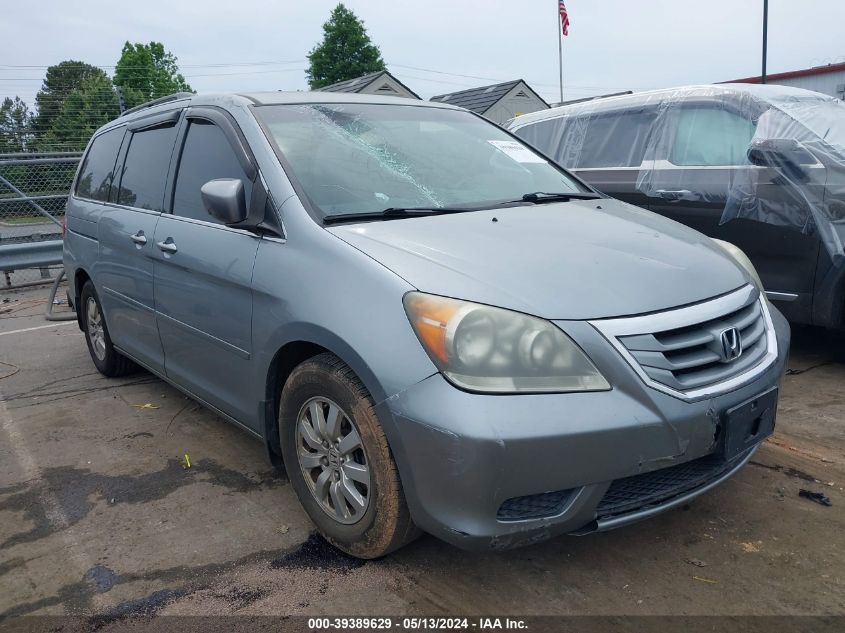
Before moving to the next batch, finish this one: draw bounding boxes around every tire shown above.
[279,353,419,558]
[830,328,845,364]
[80,281,138,378]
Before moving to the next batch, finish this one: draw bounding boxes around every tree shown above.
[113,42,192,108]
[33,61,109,137]
[306,4,386,89]
[0,97,32,153]
[38,75,119,152]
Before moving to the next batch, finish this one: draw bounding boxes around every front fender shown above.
[249,231,438,450]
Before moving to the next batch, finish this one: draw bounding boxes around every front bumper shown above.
[376,305,790,550]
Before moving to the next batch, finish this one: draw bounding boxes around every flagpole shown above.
[557,2,564,103]
[761,0,768,84]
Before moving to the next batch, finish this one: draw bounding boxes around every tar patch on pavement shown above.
[0,458,284,549]
[217,586,267,610]
[89,588,187,628]
[270,533,366,574]
[84,565,118,593]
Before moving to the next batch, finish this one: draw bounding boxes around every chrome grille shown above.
[590,286,777,400]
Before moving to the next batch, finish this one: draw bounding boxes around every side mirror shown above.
[747,138,816,180]
[201,179,247,224]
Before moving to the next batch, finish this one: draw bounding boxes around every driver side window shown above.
[670,107,757,167]
[172,120,252,222]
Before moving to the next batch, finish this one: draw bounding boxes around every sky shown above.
[1,0,842,109]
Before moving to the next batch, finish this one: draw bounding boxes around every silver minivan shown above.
[64,91,790,558]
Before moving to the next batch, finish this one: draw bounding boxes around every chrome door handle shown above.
[156,239,178,254]
[655,189,693,200]
[130,231,147,245]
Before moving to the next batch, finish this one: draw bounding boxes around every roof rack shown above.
[119,92,194,118]
[552,90,633,108]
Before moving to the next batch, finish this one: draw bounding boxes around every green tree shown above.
[33,61,109,137]
[306,4,386,89]
[0,97,32,153]
[39,74,119,152]
[113,42,192,108]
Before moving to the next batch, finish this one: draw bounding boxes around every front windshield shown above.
[766,96,845,151]
[255,103,586,219]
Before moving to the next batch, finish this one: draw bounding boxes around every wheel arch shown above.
[261,324,389,463]
[73,267,92,330]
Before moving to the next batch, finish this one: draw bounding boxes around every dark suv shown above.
[509,84,845,330]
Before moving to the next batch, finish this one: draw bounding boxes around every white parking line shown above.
[0,321,76,337]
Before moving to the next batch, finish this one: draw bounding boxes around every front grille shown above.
[590,286,774,399]
[497,489,575,521]
[596,450,748,520]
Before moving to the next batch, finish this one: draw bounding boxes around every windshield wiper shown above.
[322,194,602,225]
[520,191,602,203]
[323,206,478,225]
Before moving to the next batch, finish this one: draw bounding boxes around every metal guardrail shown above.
[0,152,79,288]
[0,240,63,270]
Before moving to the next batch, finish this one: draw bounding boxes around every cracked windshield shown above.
[256,103,584,218]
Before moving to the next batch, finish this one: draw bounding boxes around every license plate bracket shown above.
[720,387,778,461]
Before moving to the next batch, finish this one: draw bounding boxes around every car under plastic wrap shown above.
[509,84,845,328]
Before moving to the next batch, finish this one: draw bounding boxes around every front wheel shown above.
[279,353,419,558]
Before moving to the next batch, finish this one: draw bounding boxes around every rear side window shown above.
[171,120,252,222]
[513,118,564,160]
[117,125,178,211]
[577,111,654,168]
[514,110,654,169]
[75,127,125,201]
[670,107,757,166]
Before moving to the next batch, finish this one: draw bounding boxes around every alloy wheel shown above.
[296,397,371,524]
[86,297,107,361]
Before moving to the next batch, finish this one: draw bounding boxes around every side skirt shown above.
[113,345,264,441]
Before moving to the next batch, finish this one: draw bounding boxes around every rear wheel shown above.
[80,281,137,377]
[279,353,419,558]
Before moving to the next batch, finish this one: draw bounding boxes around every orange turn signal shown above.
[403,293,462,365]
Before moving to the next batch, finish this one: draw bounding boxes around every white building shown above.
[429,80,549,125]
[318,70,420,100]
[723,62,845,100]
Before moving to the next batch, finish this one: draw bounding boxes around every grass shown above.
[0,215,61,226]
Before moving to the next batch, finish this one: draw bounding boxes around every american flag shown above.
[559,0,570,36]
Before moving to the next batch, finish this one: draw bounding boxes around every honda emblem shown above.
[719,327,743,362]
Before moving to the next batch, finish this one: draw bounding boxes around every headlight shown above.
[712,239,764,291]
[403,292,610,394]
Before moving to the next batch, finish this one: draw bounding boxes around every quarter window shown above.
[576,111,654,168]
[513,119,567,163]
[75,127,125,201]
[514,110,654,169]
[172,120,252,222]
[670,107,757,166]
[117,124,178,211]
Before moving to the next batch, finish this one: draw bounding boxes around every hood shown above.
[328,199,750,320]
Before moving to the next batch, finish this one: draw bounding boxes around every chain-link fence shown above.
[0,152,79,288]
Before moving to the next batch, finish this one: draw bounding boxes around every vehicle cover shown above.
[511,85,845,260]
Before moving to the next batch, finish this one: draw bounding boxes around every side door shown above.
[96,111,181,372]
[646,103,821,320]
[152,108,261,428]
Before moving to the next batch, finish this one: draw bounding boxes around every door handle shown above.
[156,238,178,254]
[655,189,693,200]
[130,231,147,246]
